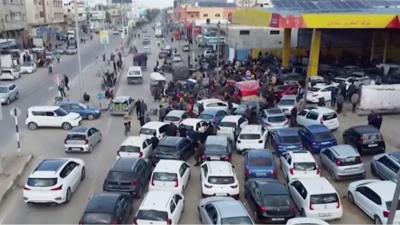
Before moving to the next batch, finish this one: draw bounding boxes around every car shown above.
[65,46,78,55]
[200,161,240,199]
[233,101,266,121]
[320,145,365,181]
[127,66,143,84]
[307,83,338,103]
[343,125,386,154]
[333,74,371,89]
[198,197,254,225]
[236,125,268,153]
[260,108,289,131]
[117,136,153,160]
[171,55,183,63]
[277,95,297,116]
[182,44,190,52]
[164,110,189,126]
[142,38,151,45]
[45,50,54,60]
[0,68,21,80]
[55,47,65,55]
[159,50,169,59]
[296,107,339,130]
[203,49,216,58]
[139,121,168,139]
[245,178,296,223]
[371,152,400,182]
[149,159,191,194]
[347,179,400,225]
[64,127,102,153]
[286,218,329,225]
[308,76,328,87]
[109,96,135,116]
[0,82,18,105]
[134,190,184,225]
[179,118,212,136]
[244,150,277,179]
[79,192,132,224]
[59,101,101,120]
[270,128,303,155]
[194,98,237,116]
[202,135,232,162]
[217,115,248,142]
[274,84,299,101]
[280,150,320,182]
[103,157,150,198]
[152,137,195,164]
[23,158,86,204]
[299,125,337,153]
[288,177,343,220]
[199,108,227,127]
[112,29,120,35]
[25,106,82,130]
[20,61,37,74]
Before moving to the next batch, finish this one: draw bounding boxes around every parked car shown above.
[117,136,153,160]
[64,127,102,153]
[194,98,237,116]
[139,121,168,139]
[103,157,150,198]
[288,177,343,220]
[198,197,254,225]
[25,106,82,130]
[199,108,227,127]
[202,135,232,162]
[274,84,299,101]
[79,192,132,224]
[152,137,195,164]
[270,128,303,155]
[343,125,386,154]
[217,115,248,141]
[277,95,297,116]
[320,145,365,181]
[134,190,184,225]
[347,179,400,225]
[65,46,78,55]
[200,161,240,199]
[20,61,37,74]
[245,178,296,223]
[244,150,277,179]
[233,101,266,121]
[127,66,143,84]
[179,118,212,134]
[370,152,400,182]
[164,110,189,126]
[297,107,339,130]
[260,108,289,131]
[280,150,320,182]
[299,125,337,153]
[236,125,268,153]
[333,74,371,89]
[59,101,101,120]
[182,44,190,52]
[149,159,191,194]
[23,158,86,204]
[307,84,338,103]
[0,68,21,80]
[109,96,135,116]
[286,217,329,225]
[0,82,18,105]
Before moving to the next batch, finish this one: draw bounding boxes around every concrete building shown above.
[25,0,45,28]
[0,0,27,38]
[63,0,87,26]
[44,0,64,25]
[175,2,236,25]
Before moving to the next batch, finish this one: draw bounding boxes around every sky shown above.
[86,0,173,9]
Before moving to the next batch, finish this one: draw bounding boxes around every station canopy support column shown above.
[282,28,291,69]
[307,29,321,77]
[383,30,390,63]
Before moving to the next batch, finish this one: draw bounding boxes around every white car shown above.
[20,61,37,74]
[64,127,102,153]
[0,68,21,80]
[23,158,86,204]
[180,118,211,133]
[217,115,248,141]
[296,107,339,130]
[193,98,237,116]
[164,110,189,126]
[25,106,82,130]
[127,66,143,84]
[286,217,329,225]
[307,84,338,103]
[347,179,400,225]
[135,190,184,225]
[149,159,191,194]
[333,74,371,89]
[288,177,343,220]
[200,161,239,199]
[139,121,168,139]
[277,95,297,116]
[236,125,268,153]
[280,150,320,182]
[117,136,153,160]
[260,108,289,131]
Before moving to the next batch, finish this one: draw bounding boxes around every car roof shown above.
[306,124,330,133]
[142,121,167,129]
[154,160,185,172]
[206,161,234,176]
[220,115,242,123]
[201,108,222,114]
[181,118,205,126]
[241,124,262,133]
[304,106,336,114]
[69,126,89,133]
[247,149,273,158]
[298,177,337,194]
[35,159,68,172]
[265,108,284,115]
[112,157,140,172]
[159,137,185,146]
[253,179,287,195]
[364,180,397,201]
[121,136,146,146]
[213,200,248,218]
[140,191,174,210]
[276,128,299,136]
[29,106,60,111]
[166,110,186,117]
[329,145,359,157]
[86,192,121,213]
[206,135,228,145]
[351,125,380,134]
[288,150,315,162]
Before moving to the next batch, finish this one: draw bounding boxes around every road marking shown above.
[105,117,113,135]
[69,61,96,88]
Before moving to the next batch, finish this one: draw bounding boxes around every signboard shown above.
[100,30,109,45]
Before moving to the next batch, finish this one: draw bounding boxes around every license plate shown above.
[321,141,331,145]
[72,148,81,151]
[256,172,267,176]
[319,213,331,217]
[287,145,296,149]
[368,144,378,147]
[272,218,284,221]
[210,156,220,160]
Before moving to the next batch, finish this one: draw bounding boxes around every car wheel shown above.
[65,188,72,203]
[347,192,354,204]
[81,167,86,181]
[87,114,94,120]
[28,122,38,130]
[62,122,72,130]
[374,216,382,225]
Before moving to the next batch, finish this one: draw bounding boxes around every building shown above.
[88,10,105,32]
[63,0,87,26]
[234,0,257,7]
[25,0,45,28]
[0,0,27,39]
[175,2,237,25]
[44,0,64,26]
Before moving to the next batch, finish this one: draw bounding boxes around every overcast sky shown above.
[86,0,173,9]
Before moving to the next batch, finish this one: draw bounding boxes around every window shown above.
[169,199,176,213]
[202,165,208,177]
[298,110,307,116]
[203,13,208,17]
[379,156,400,173]
[215,13,220,17]
[305,111,319,120]
[239,30,250,35]
[179,163,188,177]
[270,30,280,35]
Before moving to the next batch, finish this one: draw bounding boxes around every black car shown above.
[343,125,385,154]
[152,137,195,164]
[79,192,132,224]
[103,157,150,197]
[202,135,232,162]
[245,178,296,223]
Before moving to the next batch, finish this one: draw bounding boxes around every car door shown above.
[296,110,308,125]
[321,87,332,101]
[91,128,101,144]
[137,160,149,186]
[289,181,304,209]
[70,104,83,115]
[375,156,399,180]
[304,111,319,126]
[173,194,184,223]
[45,111,59,127]
[354,187,380,218]
[179,163,190,189]
[320,149,334,170]
[60,162,79,191]
[202,204,218,224]
[280,153,291,179]
[86,128,95,145]
[143,139,153,158]
[9,84,16,100]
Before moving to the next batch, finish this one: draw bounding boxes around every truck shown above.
[359,84,400,114]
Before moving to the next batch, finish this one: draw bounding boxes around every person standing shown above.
[290,106,298,127]
[194,140,204,166]
[368,111,377,126]
[139,114,145,127]
[347,81,357,101]
[166,122,177,136]
[331,86,337,107]
[350,92,360,113]
[336,94,344,114]
[63,74,70,90]
[150,132,159,149]
[140,100,147,118]
[135,99,142,117]
[58,81,66,97]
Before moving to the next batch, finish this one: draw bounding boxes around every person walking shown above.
[347,81,357,101]
[140,100,147,118]
[135,99,142,117]
[58,81,66,97]
[290,106,298,127]
[368,111,382,130]
[166,122,177,136]
[331,86,337,107]
[139,115,145,126]
[194,140,204,166]
[123,114,132,136]
[63,74,70,90]
[159,105,168,121]
[350,92,360,113]
[336,93,344,114]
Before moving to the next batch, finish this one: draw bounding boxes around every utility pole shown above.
[191,20,195,64]
[74,0,83,96]
[216,21,221,76]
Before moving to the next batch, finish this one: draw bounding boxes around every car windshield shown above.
[82,213,112,224]
[294,162,317,171]
[137,210,168,221]
[267,115,286,123]
[153,172,177,181]
[279,99,295,105]
[140,128,155,135]
[219,122,236,128]
[263,195,291,207]
[205,144,227,154]
[314,131,334,141]
[239,134,261,140]
[208,176,234,184]
[165,116,180,122]
[107,171,133,181]
[280,135,300,144]
[221,216,252,225]
[27,178,57,187]
[55,108,68,116]
[156,146,177,154]
[249,157,272,167]
[199,114,213,120]
[0,87,8,93]
[119,145,140,153]
[66,134,86,140]
[310,193,338,204]
[323,112,337,120]
[22,62,32,66]
[129,71,140,75]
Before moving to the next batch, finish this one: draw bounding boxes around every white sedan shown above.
[23,158,85,204]
[20,62,37,74]
[193,98,238,116]
[149,160,191,194]
[306,84,338,103]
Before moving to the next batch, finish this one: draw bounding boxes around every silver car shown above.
[320,144,365,181]
[64,127,102,153]
[277,95,297,116]
[0,83,18,105]
[371,152,400,183]
[260,108,289,131]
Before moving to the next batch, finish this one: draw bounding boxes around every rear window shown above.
[153,172,177,181]
[249,157,272,167]
[205,144,228,154]
[323,112,337,120]
[293,162,316,171]
[221,216,253,225]
[119,145,140,153]
[219,122,236,128]
[165,116,180,122]
[82,213,112,224]
[27,178,57,187]
[239,134,261,140]
[140,128,155,135]
[280,135,300,144]
[107,171,133,181]
[208,176,234,184]
[267,115,286,123]
[66,134,86,140]
[310,193,339,204]
[337,156,361,166]
[314,131,334,141]
[137,210,168,221]
[279,99,295,105]
[264,195,291,207]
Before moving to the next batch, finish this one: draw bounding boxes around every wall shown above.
[0,0,27,32]
[25,0,45,26]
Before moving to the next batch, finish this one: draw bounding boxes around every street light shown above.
[74,0,83,96]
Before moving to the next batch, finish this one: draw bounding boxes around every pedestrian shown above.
[135,99,142,117]
[63,74,69,90]
[58,81,66,97]
[194,140,204,166]
[140,100,148,117]
[166,122,177,136]
[150,132,159,149]
[139,115,145,126]
[367,111,377,126]
[375,113,383,130]
[336,94,344,114]
[56,53,61,63]
[290,106,297,127]
[350,92,360,113]
[159,105,168,121]
[179,124,187,137]
[123,114,132,136]
[347,81,357,101]
[331,86,337,107]
[171,37,173,43]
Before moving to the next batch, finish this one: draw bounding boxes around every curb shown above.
[0,154,33,205]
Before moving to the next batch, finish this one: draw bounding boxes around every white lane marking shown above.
[105,117,113,135]
[69,61,96,88]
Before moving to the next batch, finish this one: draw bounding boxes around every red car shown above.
[274,84,299,101]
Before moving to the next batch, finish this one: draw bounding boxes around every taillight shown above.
[230,184,238,188]
[23,186,31,191]
[245,168,251,177]
[272,170,277,178]
[289,168,294,175]
[259,206,268,212]
[320,117,324,125]
[133,217,138,225]
[131,180,138,187]
[383,211,390,218]
[316,167,320,175]
[336,159,342,166]
[139,152,143,158]
[336,200,340,209]
[51,185,63,191]
[174,179,179,187]
[167,218,172,225]
[309,202,314,210]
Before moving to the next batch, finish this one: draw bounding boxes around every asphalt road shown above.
[0,20,400,224]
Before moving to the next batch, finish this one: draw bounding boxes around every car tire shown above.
[374,216,382,225]
[347,192,354,204]
[65,188,72,203]
[87,114,94,120]
[81,167,86,181]
[28,122,38,130]
[62,122,72,130]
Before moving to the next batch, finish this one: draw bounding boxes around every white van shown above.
[127,66,143,84]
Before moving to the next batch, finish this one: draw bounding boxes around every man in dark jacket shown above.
[150,132,159,149]
[347,81,357,101]
[159,105,168,121]
[166,122,177,136]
